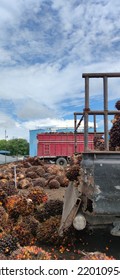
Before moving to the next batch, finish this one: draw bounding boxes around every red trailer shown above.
[37,132,95,166]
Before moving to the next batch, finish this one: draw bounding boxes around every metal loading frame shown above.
[74,72,120,153]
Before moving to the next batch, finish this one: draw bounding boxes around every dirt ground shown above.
[46,187,65,201]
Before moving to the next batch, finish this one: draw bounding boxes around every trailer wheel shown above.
[56,157,67,167]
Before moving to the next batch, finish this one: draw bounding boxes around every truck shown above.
[59,72,120,237]
[37,132,96,166]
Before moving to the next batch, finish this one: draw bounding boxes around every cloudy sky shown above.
[0,0,120,141]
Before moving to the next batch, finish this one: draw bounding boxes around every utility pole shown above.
[5,129,8,163]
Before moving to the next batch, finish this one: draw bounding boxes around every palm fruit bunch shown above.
[69,154,82,166]
[25,156,44,166]
[115,100,120,110]
[36,215,62,245]
[0,187,7,205]
[25,166,45,180]
[4,194,34,219]
[0,181,18,206]
[0,234,19,256]
[0,179,9,192]
[10,246,51,260]
[46,164,64,176]
[0,253,8,260]
[55,175,69,187]
[111,113,120,124]
[0,206,8,228]
[36,166,45,177]
[17,178,33,189]
[93,135,105,150]
[0,170,13,180]
[109,118,120,148]
[13,220,35,247]
[26,171,38,179]
[0,228,6,239]
[36,215,77,247]
[48,179,60,189]
[32,177,47,188]
[35,199,63,222]
[109,100,120,149]
[28,187,48,205]
[20,215,40,237]
[65,164,80,181]
[1,180,18,197]
[2,217,15,235]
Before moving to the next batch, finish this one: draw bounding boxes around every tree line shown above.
[0,138,29,156]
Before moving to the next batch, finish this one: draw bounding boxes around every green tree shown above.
[0,138,29,156]
[0,139,8,151]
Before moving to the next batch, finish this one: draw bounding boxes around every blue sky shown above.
[0,0,120,140]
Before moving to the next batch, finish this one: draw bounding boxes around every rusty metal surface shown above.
[59,152,120,234]
[58,181,81,236]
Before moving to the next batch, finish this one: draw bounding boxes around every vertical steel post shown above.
[94,115,97,133]
[103,76,109,150]
[14,165,17,188]
[84,76,89,152]
[74,113,77,153]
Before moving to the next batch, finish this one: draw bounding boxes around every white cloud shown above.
[0,1,119,140]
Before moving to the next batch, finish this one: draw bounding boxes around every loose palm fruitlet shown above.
[10,246,51,260]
